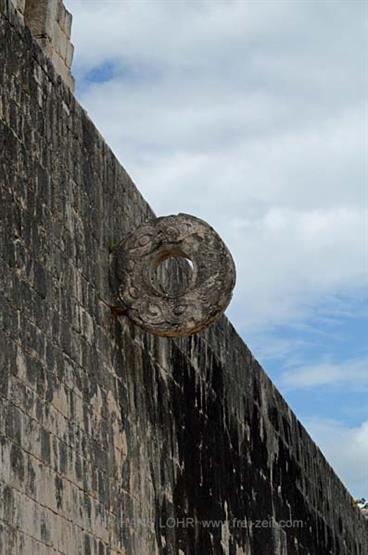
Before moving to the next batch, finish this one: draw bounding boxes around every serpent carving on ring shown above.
[111,213,236,337]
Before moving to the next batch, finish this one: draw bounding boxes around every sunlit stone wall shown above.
[9,0,74,90]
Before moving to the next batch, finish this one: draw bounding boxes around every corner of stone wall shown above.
[9,0,74,91]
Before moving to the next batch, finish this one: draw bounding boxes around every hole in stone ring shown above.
[151,253,194,297]
[113,213,236,336]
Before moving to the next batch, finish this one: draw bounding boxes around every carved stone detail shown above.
[112,213,236,337]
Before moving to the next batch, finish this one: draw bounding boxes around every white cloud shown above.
[65,0,366,333]
[280,358,368,390]
[66,3,366,316]
[304,418,368,499]
[227,204,366,331]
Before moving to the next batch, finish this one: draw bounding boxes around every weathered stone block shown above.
[65,39,74,67]
[11,0,25,14]
[63,5,72,38]
[54,22,67,59]
[9,0,75,91]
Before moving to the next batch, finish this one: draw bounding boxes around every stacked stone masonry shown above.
[0,1,367,553]
[9,0,74,90]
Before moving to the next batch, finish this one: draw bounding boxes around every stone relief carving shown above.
[112,213,236,337]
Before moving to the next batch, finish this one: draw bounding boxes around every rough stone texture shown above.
[9,0,74,90]
[0,2,367,554]
[113,213,236,337]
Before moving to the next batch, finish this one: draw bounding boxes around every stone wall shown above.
[9,0,74,90]
[0,1,367,553]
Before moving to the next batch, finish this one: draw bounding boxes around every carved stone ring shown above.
[112,213,236,337]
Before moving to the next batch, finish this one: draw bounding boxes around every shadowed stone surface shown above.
[0,1,367,554]
[113,213,236,337]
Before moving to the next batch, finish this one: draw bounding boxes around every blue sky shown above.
[65,0,367,499]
